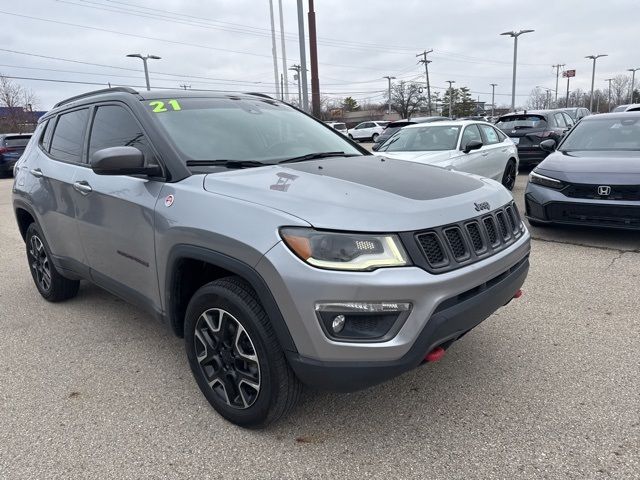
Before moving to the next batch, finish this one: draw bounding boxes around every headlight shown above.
[529,170,564,190]
[280,227,410,271]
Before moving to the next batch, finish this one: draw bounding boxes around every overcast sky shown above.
[0,0,636,110]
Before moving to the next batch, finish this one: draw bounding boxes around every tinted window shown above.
[40,120,53,152]
[560,117,640,151]
[89,105,153,164]
[562,113,574,127]
[50,109,89,162]
[554,113,567,128]
[4,135,31,147]
[479,124,499,144]
[460,124,482,149]
[495,115,547,130]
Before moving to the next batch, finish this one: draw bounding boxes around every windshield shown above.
[495,115,547,130]
[379,125,461,152]
[145,97,361,165]
[559,117,640,151]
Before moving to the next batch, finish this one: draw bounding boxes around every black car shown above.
[372,116,449,150]
[0,133,32,177]
[525,112,640,230]
[495,110,575,166]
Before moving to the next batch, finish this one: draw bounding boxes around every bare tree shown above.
[610,74,630,106]
[527,87,548,109]
[0,75,39,133]
[391,81,425,119]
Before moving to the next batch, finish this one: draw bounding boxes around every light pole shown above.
[490,83,497,118]
[417,49,433,115]
[289,65,302,107]
[383,76,396,115]
[126,54,161,91]
[585,54,607,111]
[446,80,455,118]
[552,64,565,104]
[296,0,309,111]
[628,68,640,103]
[500,29,534,112]
[605,78,613,112]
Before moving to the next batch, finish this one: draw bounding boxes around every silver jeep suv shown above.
[12,88,530,427]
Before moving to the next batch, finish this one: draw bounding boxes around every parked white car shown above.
[324,121,348,135]
[378,120,520,190]
[612,103,640,112]
[347,121,389,142]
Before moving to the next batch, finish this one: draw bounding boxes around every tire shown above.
[348,134,354,140]
[371,133,379,142]
[501,159,517,191]
[184,276,302,428]
[25,223,80,302]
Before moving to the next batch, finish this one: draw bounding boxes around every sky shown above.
[0,0,636,110]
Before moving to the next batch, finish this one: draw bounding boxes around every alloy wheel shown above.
[504,162,516,190]
[29,234,51,292]
[194,308,261,409]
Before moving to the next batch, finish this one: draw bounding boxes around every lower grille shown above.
[413,202,525,274]
[546,203,640,228]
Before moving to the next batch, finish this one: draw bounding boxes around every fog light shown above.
[332,315,346,333]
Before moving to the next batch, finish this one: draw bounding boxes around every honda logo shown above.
[597,185,611,196]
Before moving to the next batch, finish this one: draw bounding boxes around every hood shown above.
[380,150,454,165]
[536,150,640,184]
[203,156,512,232]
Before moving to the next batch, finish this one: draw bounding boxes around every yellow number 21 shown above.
[149,100,182,113]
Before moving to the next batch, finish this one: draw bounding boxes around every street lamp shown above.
[446,80,455,118]
[628,68,640,104]
[500,29,535,112]
[585,54,607,111]
[126,53,161,91]
[605,78,613,112]
[490,83,497,118]
[383,76,396,115]
[289,64,303,108]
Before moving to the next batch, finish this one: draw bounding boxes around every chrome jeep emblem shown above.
[597,185,611,196]
[474,201,491,212]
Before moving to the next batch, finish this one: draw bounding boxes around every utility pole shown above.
[308,0,321,117]
[280,73,284,101]
[277,0,289,102]
[628,68,640,103]
[296,0,309,112]
[490,83,497,118]
[289,64,302,107]
[566,75,571,108]
[126,53,161,91]
[605,78,613,112]
[383,76,395,115]
[179,84,191,90]
[268,0,280,99]
[552,63,565,103]
[500,29,534,112]
[585,54,607,111]
[416,49,433,115]
[446,80,456,118]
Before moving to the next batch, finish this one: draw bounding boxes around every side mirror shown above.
[90,146,160,176]
[372,143,380,151]
[540,139,557,152]
[463,140,483,153]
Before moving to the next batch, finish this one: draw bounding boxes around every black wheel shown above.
[185,277,301,428]
[372,133,379,142]
[25,223,80,302]
[501,160,517,190]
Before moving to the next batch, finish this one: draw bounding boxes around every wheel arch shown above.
[14,201,38,242]
[165,244,297,354]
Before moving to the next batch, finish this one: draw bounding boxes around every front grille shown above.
[413,202,525,274]
[546,202,640,228]
[563,183,640,201]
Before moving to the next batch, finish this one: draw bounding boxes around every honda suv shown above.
[12,88,530,427]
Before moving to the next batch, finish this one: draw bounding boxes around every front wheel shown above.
[184,277,301,428]
[501,159,517,191]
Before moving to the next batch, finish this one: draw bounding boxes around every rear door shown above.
[73,103,164,310]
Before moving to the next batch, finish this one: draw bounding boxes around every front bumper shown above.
[256,229,530,389]
[525,182,640,230]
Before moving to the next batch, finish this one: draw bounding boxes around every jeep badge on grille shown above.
[474,201,490,212]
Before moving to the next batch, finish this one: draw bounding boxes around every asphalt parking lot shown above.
[1,174,638,479]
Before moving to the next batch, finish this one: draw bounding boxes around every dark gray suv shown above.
[12,88,530,427]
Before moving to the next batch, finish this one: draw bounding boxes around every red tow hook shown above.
[513,289,524,299]
[425,346,446,362]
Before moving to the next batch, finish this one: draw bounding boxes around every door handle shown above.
[30,168,43,178]
[73,181,93,195]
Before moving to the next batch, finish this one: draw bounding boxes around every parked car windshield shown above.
[495,115,547,130]
[146,97,361,165]
[379,125,461,152]
[559,117,640,151]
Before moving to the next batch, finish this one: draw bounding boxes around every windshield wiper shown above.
[186,159,266,169]
[277,151,359,164]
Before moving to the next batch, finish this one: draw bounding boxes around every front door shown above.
[73,104,164,311]
[454,124,484,175]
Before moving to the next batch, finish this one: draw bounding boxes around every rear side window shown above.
[50,109,89,163]
[88,105,153,164]
[478,124,499,144]
[554,113,567,128]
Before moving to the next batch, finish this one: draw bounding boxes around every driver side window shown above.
[460,124,482,150]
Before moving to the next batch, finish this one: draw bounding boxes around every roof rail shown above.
[246,92,274,100]
[53,87,139,108]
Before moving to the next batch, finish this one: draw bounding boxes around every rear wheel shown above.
[185,277,301,428]
[372,133,379,142]
[25,223,80,302]
[501,159,517,190]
